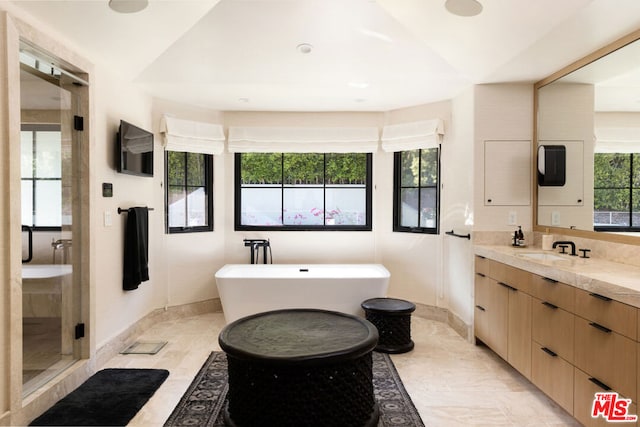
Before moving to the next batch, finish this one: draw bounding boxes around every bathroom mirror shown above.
[534,28,640,244]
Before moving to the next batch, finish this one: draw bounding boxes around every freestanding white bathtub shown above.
[215,264,390,323]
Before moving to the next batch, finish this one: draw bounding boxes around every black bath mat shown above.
[164,351,424,427]
[30,368,169,426]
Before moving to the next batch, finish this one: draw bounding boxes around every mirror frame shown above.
[533,27,640,246]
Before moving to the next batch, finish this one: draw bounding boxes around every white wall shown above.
[473,84,534,234]
[444,88,475,326]
[380,102,451,306]
[151,99,226,307]
[92,69,164,348]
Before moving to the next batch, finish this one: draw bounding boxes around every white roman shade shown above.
[227,126,379,153]
[380,119,444,152]
[595,127,640,153]
[160,116,225,155]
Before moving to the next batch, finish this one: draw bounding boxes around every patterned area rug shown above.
[164,351,424,427]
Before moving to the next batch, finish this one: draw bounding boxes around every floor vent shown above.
[121,341,167,355]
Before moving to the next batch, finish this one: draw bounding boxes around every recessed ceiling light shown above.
[109,0,148,14]
[445,0,483,17]
[297,43,313,54]
[355,98,366,103]
[238,97,250,103]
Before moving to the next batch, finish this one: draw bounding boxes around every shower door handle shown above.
[22,225,33,263]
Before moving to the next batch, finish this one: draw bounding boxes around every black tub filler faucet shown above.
[243,238,271,264]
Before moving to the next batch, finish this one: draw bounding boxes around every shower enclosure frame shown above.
[17,41,90,395]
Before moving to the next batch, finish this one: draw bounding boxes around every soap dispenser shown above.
[517,226,525,247]
[512,228,519,247]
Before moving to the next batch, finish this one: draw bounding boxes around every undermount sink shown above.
[517,252,569,262]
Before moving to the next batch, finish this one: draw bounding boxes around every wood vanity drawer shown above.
[475,255,490,276]
[574,316,637,402]
[531,342,573,415]
[530,275,575,312]
[474,274,491,345]
[532,298,574,363]
[474,274,508,360]
[574,368,638,427]
[575,288,637,339]
[489,261,532,294]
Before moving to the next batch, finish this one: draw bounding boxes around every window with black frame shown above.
[235,152,372,231]
[393,148,440,233]
[165,151,213,233]
[21,124,62,230]
[594,152,640,231]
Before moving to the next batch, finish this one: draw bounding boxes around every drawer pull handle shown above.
[543,277,558,284]
[541,347,558,357]
[542,301,558,310]
[475,305,486,312]
[498,282,517,291]
[589,292,612,302]
[589,377,612,391]
[476,272,486,278]
[589,322,612,334]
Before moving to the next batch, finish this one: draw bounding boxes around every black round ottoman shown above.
[361,297,416,354]
[218,308,379,427]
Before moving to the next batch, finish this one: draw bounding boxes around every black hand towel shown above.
[123,207,149,290]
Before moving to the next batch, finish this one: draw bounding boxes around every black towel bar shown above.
[445,230,471,240]
[118,207,154,214]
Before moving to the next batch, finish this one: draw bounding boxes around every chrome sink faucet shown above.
[552,240,577,256]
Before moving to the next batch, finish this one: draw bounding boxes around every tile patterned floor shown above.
[102,313,580,426]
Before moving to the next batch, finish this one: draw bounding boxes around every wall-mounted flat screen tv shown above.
[116,120,154,177]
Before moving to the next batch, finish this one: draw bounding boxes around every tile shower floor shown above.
[102,312,580,426]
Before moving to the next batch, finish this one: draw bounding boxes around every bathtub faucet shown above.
[243,239,271,264]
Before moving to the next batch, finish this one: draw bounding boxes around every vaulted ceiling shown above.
[9,0,640,111]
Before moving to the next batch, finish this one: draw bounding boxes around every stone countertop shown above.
[474,245,640,309]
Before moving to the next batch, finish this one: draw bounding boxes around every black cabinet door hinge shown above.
[75,323,85,339]
[74,115,84,131]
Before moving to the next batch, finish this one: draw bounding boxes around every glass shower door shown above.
[20,49,81,396]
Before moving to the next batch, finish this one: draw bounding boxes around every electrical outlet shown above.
[508,211,517,225]
[104,210,112,227]
[551,211,561,226]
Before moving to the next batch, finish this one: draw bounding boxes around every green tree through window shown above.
[594,153,640,230]
[236,153,372,230]
[166,151,213,233]
[393,148,440,233]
